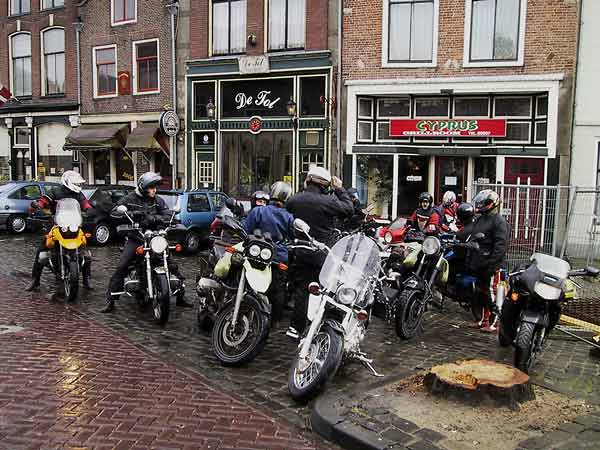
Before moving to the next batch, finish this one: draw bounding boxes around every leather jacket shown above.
[465,213,509,276]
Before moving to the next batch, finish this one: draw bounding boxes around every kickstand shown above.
[355,353,384,377]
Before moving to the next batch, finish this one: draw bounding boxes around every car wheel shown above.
[93,222,112,245]
[185,230,202,254]
[8,215,27,234]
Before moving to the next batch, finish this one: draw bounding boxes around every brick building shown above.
[184,0,336,194]
[0,0,80,182]
[67,0,179,187]
[341,0,579,219]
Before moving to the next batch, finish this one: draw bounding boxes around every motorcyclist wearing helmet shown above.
[250,191,270,209]
[467,189,509,332]
[244,181,295,326]
[439,191,459,232]
[101,172,192,313]
[407,192,440,235]
[285,166,354,338]
[26,170,93,294]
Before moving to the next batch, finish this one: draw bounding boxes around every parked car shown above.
[158,189,229,253]
[81,185,135,245]
[0,181,61,233]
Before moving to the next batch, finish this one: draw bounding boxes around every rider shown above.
[285,165,354,338]
[244,181,294,326]
[407,192,440,235]
[101,172,192,313]
[26,170,92,295]
[250,191,270,209]
[468,190,509,332]
[439,191,459,232]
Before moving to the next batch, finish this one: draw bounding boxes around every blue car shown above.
[158,189,229,253]
[0,181,61,233]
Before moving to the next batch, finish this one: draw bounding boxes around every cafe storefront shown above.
[186,52,332,195]
[345,75,563,219]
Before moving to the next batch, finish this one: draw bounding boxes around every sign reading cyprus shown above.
[390,119,507,138]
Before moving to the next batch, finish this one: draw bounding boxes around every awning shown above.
[63,124,129,151]
[125,125,170,155]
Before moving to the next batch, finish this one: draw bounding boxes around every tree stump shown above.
[424,359,534,410]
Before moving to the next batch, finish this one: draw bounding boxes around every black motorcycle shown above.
[499,253,599,373]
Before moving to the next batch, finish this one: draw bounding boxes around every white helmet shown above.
[442,190,457,207]
[61,170,85,194]
[305,165,331,188]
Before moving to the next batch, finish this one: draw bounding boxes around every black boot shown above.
[25,262,43,292]
[82,277,93,290]
[176,294,193,308]
[82,253,93,290]
[100,296,115,313]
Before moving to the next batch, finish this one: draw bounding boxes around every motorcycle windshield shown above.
[319,233,381,297]
[531,253,570,280]
[54,198,82,232]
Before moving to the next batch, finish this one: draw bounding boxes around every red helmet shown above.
[473,189,500,214]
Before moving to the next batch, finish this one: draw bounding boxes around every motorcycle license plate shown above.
[307,294,321,321]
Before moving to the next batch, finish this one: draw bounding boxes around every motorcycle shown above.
[287,219,383,401]
[37,198,91,302]
[499,253,599,373]
[111,204,186,325]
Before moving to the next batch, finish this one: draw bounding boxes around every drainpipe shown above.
[336,0,343,175]
[74,17,84,109]
[167,1,179,188]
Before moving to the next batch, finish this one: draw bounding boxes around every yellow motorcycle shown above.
[38,198,90,302]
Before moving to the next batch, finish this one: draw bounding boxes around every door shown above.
[504,158,545,185]
[185,192,213,229]
[435,157,467,204]
[7,184,42,214]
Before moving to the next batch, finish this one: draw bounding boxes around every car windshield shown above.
[55,198,82,232]
[389,217,407,231]
[0,183,17,195]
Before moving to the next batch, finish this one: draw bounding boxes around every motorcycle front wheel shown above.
[64,258,79,303]
[211,297,269,366]
[288,324,343,401]
[395,289,426,340]
[152,274,171,326]
[514,322,540,374]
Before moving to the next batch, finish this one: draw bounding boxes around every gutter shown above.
[336,0,342,173]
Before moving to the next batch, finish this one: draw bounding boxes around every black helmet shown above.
[251,190,270,208]
[270,181,292,203]
[456,202,475,224]
[347,187,360,200]
[473,189,500,214]
[136,172,162,197]
[418,192,434,205]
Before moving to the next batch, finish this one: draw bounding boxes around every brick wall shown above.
[79,0,174,115]
[0,0,79,104]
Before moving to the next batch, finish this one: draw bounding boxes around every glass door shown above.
[435,156,467,204]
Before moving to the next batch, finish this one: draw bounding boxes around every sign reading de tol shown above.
[390,119,507,138]
[239,55,270,75]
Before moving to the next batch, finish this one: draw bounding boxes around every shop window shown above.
[134,40,159,94]
[93,152,110,184]
[493,96,531,117]
[467,0,524,64]
[94,46,117,97]
[9,0,29,15]
[495,122,530,144]
[212,0,247,55]
[414,97,449,117]
[116,150,134,184]
[377,98,410,117]
[112,0,136,25]
[42,28,65,95]
[397,156,428,216]
[454,97,489,117]
[187,193,211,212]
[268,0,306,51]
[198,161,214,184]
[11,33,32,97]
[299,77,325,116]
[193,83,216,120]
[42,0,63,9]
[357,122,373,142]
[474,157,496,184]
[384,0,437,66]
[356,155,394,219]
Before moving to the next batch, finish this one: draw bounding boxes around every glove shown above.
[331,176,343,190]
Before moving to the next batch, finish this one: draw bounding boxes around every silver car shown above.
[0,181,61,233]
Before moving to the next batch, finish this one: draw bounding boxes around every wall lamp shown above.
[287,98,298,130]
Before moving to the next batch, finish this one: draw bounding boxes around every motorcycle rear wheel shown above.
[395,289,425,340]
[152,274,171,326]
[212,297,269,366]
[64,259,79,303]
[514,322,537,373]
[288,324,343,401]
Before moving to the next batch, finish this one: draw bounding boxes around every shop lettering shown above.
[416,120,478,132]
[235,90,281,110]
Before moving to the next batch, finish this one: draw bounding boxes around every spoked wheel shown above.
[152,274,171,326]
[64,259,79,303]
[514,322,542,374]
[395,289,426,340]
[211,298,269,366]
[288,324,343,401]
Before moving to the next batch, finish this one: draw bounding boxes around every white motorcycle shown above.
[288,219,383,401]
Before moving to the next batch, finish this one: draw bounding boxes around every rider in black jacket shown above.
[100,172,192,313]
[285,166,354,338]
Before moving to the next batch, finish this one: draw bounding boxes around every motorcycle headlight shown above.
[422,236,441,255]
[260,247,273,261]
[249,244,261,257]
[337,285,357,305]
[150,236,168,254]
[384,232,393,244]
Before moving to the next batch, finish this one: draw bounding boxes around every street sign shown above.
[390,119,507,137]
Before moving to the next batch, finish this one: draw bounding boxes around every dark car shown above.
[0,181,61,233]
[158,189,229,253]
[81,185,135,245]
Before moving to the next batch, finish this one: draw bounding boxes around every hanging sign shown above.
[160,110,180,137]
[118,71,131,96]
[390,119,507,137]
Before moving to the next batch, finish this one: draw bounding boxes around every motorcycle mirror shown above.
[116,205,128,214]
[172,204,181,213]
[225,197,237,209]
[293,218,310,235]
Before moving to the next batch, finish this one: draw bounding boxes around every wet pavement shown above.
[1,233,600,449]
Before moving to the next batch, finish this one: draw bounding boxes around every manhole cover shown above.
[0,325,25,334]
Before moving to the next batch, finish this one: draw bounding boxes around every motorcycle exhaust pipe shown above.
[496,270,506,314]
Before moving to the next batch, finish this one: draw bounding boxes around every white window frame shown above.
[413,96,450,118]
[92,44,118,99]
[198,161,214,185]
[381,0,439,68]
[13,127,30,149]
[132,38,160,95]
[358,98,374,119]
[452,96,490,143]
[9,0,30,15]
[210,0,247,56]
[41,0,64,10]
[536,95,548,119]
[493,121,531,144]
[493,96,532,119]
[111,0,137,27]
[534,121,547,145]
[9,31,32,98]
[376,98,411,143]
[357,122,374,143]
[40,27,65,97]
[463,0,527,68]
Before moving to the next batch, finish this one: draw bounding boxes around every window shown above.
[466,0,525,65]
[534,95,548,144]
[14,128,29,146]
[357,97,374,143]
[383,0,438,66]
[42,0,64,9]
[377,98,410,117]
[42,28,65,95]
[209,192,226,209]
[9,0,29,15]
[193,82,216,120]
[198,162,214,185]
[301,152,324,174]
[268,0,306,51]
[112,0,136,25]
[415,98,449,117]
[212,0,247,55]
[494,97,531,117]
[356,155,394,219]
[454,97,489,117]
[9,185,40,200]
[300,77,326,116]
[187,193,211,212]
[93,46,117,97]
[11,34,32,97]
[134,40,159,94]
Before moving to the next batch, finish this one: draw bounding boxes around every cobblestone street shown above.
[1,233,600,450]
